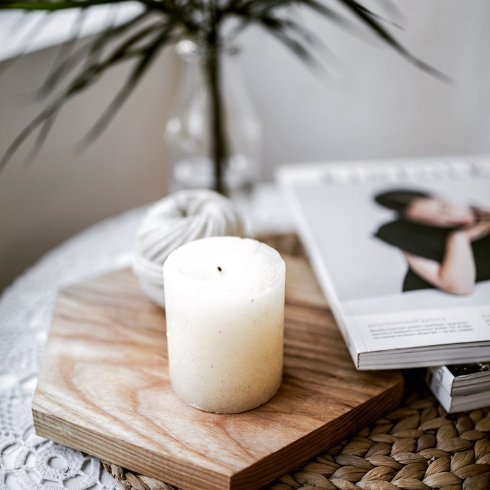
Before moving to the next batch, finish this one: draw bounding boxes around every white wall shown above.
[2,0,490,290]
[0,40,178,290]
[239,0,490,178]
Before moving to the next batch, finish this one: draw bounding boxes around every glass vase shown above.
[164,38,262,197]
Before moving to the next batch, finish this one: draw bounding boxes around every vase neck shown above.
[175,36,238,64]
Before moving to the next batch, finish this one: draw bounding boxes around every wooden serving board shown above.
[33,236,403,490]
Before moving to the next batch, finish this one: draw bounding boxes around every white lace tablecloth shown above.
[0,186,292,490]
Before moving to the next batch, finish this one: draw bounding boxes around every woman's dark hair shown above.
[374,189,431,214]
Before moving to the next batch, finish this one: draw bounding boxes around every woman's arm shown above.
[404,231,476,295]
[403,220,490,295]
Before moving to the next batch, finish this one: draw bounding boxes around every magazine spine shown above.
[424,369,453,412]
[426,366,455,396]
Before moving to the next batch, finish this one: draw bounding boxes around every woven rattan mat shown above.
[102,235,490,490]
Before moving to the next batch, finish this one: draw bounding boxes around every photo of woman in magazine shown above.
[374,189,490,295]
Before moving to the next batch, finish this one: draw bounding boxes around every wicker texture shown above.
[102,390,490,490]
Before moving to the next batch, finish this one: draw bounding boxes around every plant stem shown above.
[205,37,227,195]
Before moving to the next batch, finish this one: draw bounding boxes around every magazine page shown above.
[279,156,490,359]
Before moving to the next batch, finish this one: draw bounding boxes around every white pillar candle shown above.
[163,236,285,414]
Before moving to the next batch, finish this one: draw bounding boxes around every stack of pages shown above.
[278,155,490,406]
[426,364,490,413]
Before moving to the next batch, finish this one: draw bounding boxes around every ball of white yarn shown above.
[133,189,245,306]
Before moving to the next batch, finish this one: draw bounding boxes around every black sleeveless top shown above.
[375,220,490,292]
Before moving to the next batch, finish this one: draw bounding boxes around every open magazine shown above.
[278,156,490,370]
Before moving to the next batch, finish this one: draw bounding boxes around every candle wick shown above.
[217,266,222,272]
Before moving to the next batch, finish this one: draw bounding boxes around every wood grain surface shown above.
[33,242,403,490]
